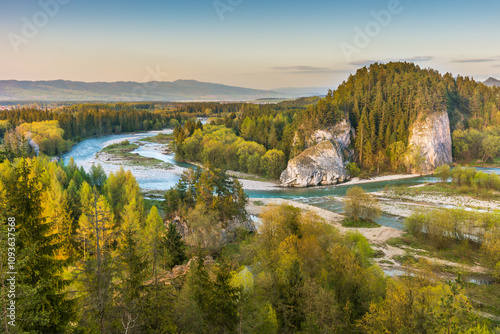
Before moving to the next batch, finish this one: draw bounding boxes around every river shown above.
[62,129,500,230]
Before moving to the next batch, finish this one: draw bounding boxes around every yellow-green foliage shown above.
[344,186,382,222]
[359,278,476,334]
[16,120,72,155]
[406,208,500,245]
[177,124,286,178]
[453,127,500,163]
[0,120,10,140]
[451,166,500,191]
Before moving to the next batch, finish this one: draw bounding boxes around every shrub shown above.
[346,162,361,177]
[344,186,381,222]
[434,164,451,183]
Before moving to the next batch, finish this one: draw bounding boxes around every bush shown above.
[346,162,361,177]
[344,186,381,222]
[404,212,427,237]
[434,164,451,183]
[450,166,500,191]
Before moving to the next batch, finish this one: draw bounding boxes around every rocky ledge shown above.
[280,140,349,187]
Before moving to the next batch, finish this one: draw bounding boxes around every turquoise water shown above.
[62,129,500,230]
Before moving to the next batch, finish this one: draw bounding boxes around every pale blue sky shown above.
[1,0,499,89]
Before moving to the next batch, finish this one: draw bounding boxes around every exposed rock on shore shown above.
[408,111,452,173]
[280,140,349,187]
[281,120,352,187]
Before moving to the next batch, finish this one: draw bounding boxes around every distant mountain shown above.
[484,77,500,87]
[0,79,297,102]
[272,86,330,97]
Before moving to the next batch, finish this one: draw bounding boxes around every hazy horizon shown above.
[1,0,500,90]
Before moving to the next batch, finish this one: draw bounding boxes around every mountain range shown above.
[0,79,329,102]
[484,77,500,87]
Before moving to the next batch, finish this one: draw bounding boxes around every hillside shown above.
[484,77,500,87]
[0,79,284,102]
[292,62,500,172]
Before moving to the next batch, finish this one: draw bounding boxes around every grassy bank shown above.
[385,182,500,202]
[341,218,380,228]
[100,140,173,169]
[139,132,173,144]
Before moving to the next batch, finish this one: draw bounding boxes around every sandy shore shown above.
[246,198,403,244]
[373,190,500,212]
[241,173,424,191]
[345,174,421,185]
[237,179,281,191]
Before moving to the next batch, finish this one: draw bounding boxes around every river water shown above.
[62,129,500,230]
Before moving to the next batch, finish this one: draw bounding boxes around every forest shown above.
[0,156,496,333]
[1,64,500,333]
[296,62,500,170]
[7,63,498,178]
[171,62,500,178]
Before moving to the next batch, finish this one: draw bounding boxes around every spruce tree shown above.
[163,222,187,269]
[6,158,75,332]
[76,189,115,333]
[115,202,148,334]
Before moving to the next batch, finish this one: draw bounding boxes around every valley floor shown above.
[246,197,494,280]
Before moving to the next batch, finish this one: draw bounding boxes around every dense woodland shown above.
[1,64,500,332]
[170,63,500,179]
[296,62,500,170]
[2,63,500,174]
[1,156,497,333]
[171,97,318,178]
[0,102,246,159]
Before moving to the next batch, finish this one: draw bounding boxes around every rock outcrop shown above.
[280,140,349,187]
[408,111,452,174]
[282,120,353,187]
[302,119,352,151]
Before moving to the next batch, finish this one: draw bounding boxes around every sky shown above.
[1,0,500,90]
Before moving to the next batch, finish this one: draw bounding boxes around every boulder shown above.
[408,111,452,174]
[280,140,349,187]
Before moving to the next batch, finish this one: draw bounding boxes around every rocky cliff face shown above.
[408,111,452,174]
[280,140,350,187]
[282,120,353,187]
[303,119,352,150]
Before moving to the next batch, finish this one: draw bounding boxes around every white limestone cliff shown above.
[408,111,452,174]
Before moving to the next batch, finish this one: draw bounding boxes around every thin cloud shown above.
[272,66,347,74]
[401,56,433,62]
[349,60,377,67]
[349,56,432,67]
[451,58,497,63]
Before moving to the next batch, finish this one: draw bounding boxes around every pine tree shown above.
[355,108,370,168]
[279,259,304,332]
[163,222,187,269]
[188,255,240,334]
[42,177,75,258]
[90,163,107,191]
[6,158,76,332]
[207,260,240,333]
[76,189,115,332]
[115,201,148,334]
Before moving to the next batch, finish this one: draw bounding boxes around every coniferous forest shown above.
[1,63,500,333]
[1,157,496,333]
